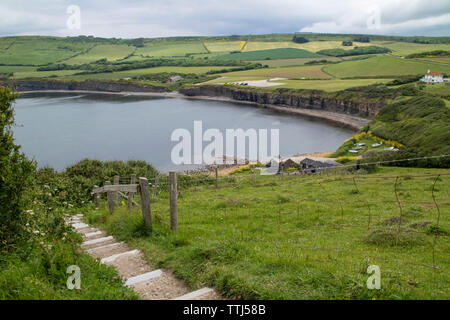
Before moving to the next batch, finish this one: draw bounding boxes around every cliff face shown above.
[13,79,170,93]
[12,80,384,119]
[180,86,385,118]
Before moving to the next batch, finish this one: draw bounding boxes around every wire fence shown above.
[97,155,449,298]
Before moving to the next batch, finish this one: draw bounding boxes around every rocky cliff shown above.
[180,85,385,118]
[12,79,171,93]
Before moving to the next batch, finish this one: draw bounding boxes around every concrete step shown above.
[71,222,90,230]
[125,269,163,286]
[173,287,218,300]
[83,230,107,240]
[86,242,131,259]
[76,227,99,235]
[101,249,140,264]
[130,270,191,300]
[101,249,153,278]
[81,236,115,249]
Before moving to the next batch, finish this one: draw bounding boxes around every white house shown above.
[420,70,444,84]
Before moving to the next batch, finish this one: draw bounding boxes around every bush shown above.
[0,87,36,249]
[293,35,309,44]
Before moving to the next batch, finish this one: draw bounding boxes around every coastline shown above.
[19,89,367,131]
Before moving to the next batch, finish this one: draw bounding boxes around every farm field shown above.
[243,41,375,52]
[62,66,230,81]
[250,57,342,67]
[381,42,450,57]
[0,39,92,65]
[0,35,449,93]
[323,55,450,78]
[204,77,391,92]
[85,166,450,299]
[218,64,332,79]
[64,44,135,64]
[204,41,246,52]
[265,78,392,91]
[413,57,450,65]
[135,42,208,57]
[216,48,322,61]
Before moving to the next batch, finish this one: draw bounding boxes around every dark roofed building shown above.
[300,158,339,173]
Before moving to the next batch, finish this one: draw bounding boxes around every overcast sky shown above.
[1,0,449,38]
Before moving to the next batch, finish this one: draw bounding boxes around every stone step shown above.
[86,242,131,259]
[101,249,154,279]
[83,231,107,240]
[81,236,115,249]
[125,269,163,286]
[76,227,99,235]
[101,249,140,264]
[72,222,89,230]
[130,270,191,300]
[173,287,216,300]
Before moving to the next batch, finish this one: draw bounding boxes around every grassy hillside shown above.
[0,34,449,92]
[332,95,450,167]
[83,165,450,300]
[324,55,450,78]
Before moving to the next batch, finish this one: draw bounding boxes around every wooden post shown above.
[215,166,218,188]
[169,171,178,232]
[105,181,114,214]
[279,155,283,180]
[138,177,152,229]
[127,174,136,211]
[152,173,159,200]
[94,185,100,209]
[113,175,119,205]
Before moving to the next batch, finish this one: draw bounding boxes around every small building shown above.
[300,158,340,173]
[420,70,444,84]
[282,158,297,170]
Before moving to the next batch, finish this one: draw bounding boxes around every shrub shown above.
[0,87,36,249]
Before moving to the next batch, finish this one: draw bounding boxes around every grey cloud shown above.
[0,0,449,37]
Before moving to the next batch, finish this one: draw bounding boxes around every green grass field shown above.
[266,79,392,91]
[217,65,331,79]
[204,41,245,52]
[85,166,450,299]
[1,35,449,92]
[62,66,229,81]
[0,39,92,65]
[324,55,450,78]
[250,57,342,67]
[64,44,135,64]
[135,42,208,57]
[216,48,322,61]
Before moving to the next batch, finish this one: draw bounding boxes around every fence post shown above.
[138,177,152,229]
[113,175,119,206]
[215,166,218,188]
[279,155,283,180]
[152,172,159,200]
[105,181,114,214]
[93,185,100,209]
[127,174,136,211]
[169,171,178,232]
[251,165,256,184]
